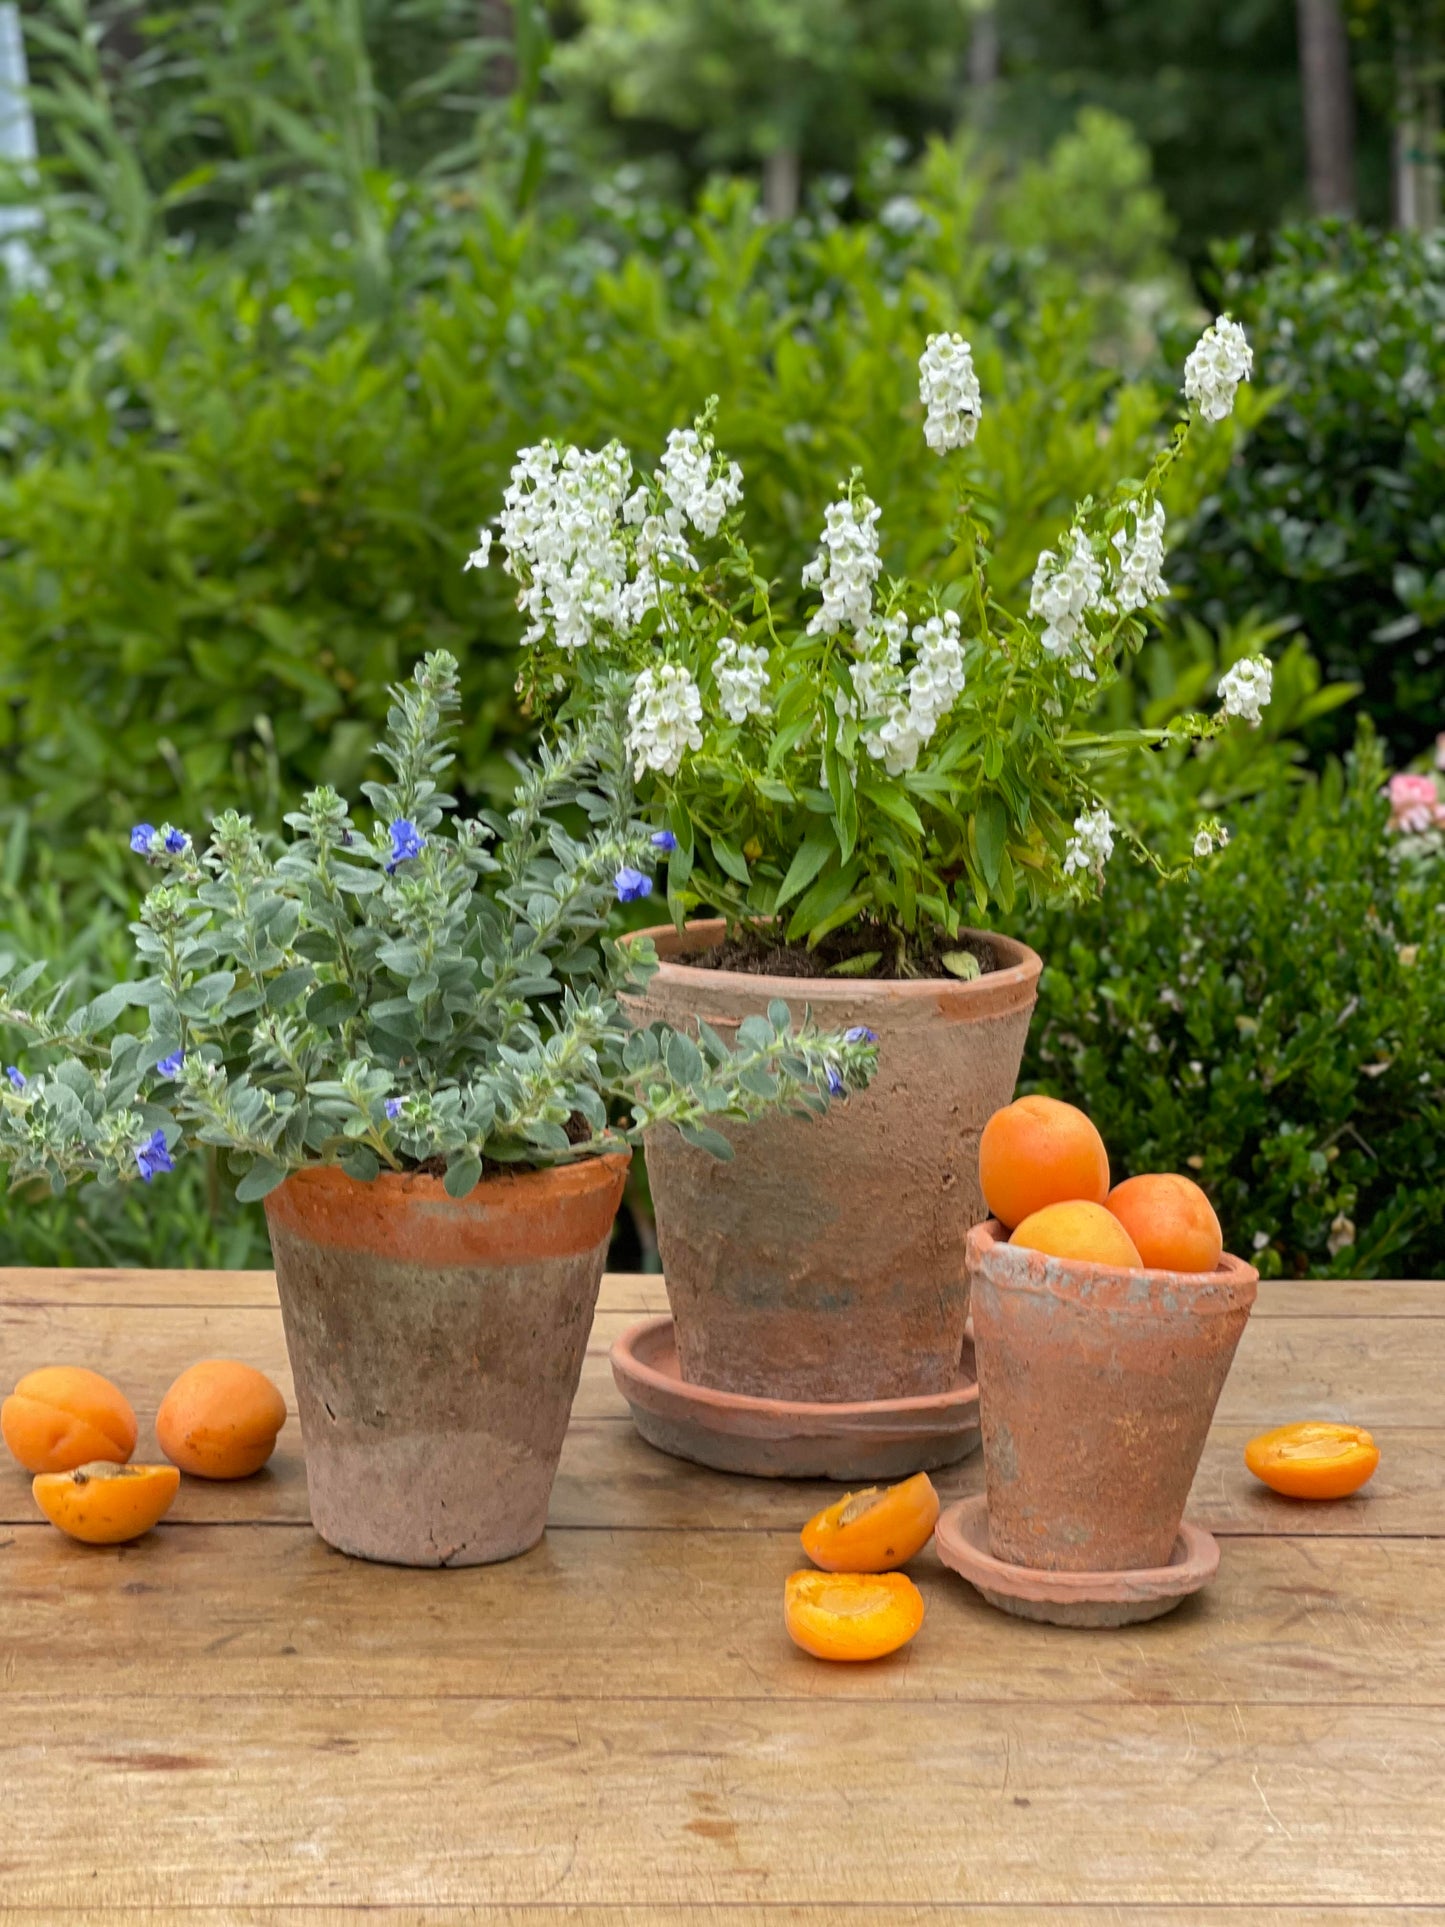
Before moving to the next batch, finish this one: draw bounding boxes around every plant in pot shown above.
[0,653,874,1565]
[469,316,1267,1438]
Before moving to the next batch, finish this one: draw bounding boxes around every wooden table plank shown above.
[3,1697,1444,1908]
[4,1524,1445,1709]
[7,1914,1430,1927]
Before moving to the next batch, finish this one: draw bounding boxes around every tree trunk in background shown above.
[1296,0,1356,214]
[1393,22,1442,231]
[479,0,517,99]
[968,7,1000,127]
[763,146,799,221]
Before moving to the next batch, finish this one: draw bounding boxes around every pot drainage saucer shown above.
[934,1495,1219,1628]
[610,1315,980,1482]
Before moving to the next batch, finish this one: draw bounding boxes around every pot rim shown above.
[967,1217,1259,1313]
[626,916,1043,1010]
[277,1149,631,1206]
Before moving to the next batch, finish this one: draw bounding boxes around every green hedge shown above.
[1017,731,1445,1279]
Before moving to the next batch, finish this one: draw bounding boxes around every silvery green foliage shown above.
[0,654,876,1201]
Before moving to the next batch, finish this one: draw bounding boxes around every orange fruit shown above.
[2,1366,138,1475]
[1245,1422,1379,1500]
[1009,1200,1143,1269]
[156,1360,286,1480]
[800,1473,941,1574]
[783,1570,925,1662]
[978,1095,1110,1230]
[1107,1173,1223,1273]
[33,1461,180,1545]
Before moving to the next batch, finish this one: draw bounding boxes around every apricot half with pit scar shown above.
[800,1473,941,1573]
[784,1570,925,1662]
[1245,1421,1380,1500]
[32,1461,180,1545]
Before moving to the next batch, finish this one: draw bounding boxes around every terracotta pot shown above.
[627,919,1041,1403]
[263,1154,628,1567]
[966,1219,1258,1573]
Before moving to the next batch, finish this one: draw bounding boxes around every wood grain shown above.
[3,1697,1445,1908]
[3,1523,1444,1708]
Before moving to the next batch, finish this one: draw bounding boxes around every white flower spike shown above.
[1184,315,1254,422]
[919,334,982,454]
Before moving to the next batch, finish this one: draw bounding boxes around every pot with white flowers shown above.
[468,318,1269,1441]
[0,654,873,1563]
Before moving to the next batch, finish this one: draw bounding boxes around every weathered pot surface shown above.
[264,1153,628,1567]
[628,920,1042,1405]
[966,1218,1258,1574]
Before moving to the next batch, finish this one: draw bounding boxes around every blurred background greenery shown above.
[0,0,1441,1275]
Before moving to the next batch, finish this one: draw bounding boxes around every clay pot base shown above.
[933,1496,1220,1628]
[611,1315,981,1481]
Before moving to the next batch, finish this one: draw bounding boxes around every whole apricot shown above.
[156,1360,286,1479]
[979,1096,1110,1231]
[2,1366,138,1474]
[33,1461,180,1545]
[1009,1200,1143,1269]
[1107,1173,1224,1274]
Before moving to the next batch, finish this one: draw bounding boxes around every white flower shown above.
[802,491,882,639]
[1218,655,1273,727]
[714,639,771,725]
[1062,805,1115,877]
[626,664,704,777]
[1111,499,1168,613]
[879,195,929,235]
[497,440,635,651]
[854,610,966,775]
[1030,529,1105,676]
[658,426,743,538]
[463,528,493,573]
[1193,823,1229,858]
[919,333,982,454]
[1184,315,1254,422]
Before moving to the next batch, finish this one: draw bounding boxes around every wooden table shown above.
[1,1270,1442,1921]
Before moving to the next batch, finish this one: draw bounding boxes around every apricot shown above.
[784,1570,925,1662]
[32,1461,180,1544]
[2,1366,137,1474]
[979,1095,1110,1230]
[1107,1173,1224,1274]
[156,1360,286,1479]
[1245,1422,1380,1500]
[800,1473,941,1574]
[1009,1200,1143,1269]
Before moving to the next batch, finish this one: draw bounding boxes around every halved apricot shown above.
[156,1359,286,1479]
[784,1570,925,1662]
[32,1461,181,1544]
[2,1366,138,1474]
[800,1473,941,1573]
[1245,1422,1379,1500]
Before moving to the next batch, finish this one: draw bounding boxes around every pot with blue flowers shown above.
[468,320,1270,1432]
[0,654,874,1563]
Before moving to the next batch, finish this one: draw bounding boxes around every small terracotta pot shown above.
[627,920,1041,1404]
[966,1219,1258,1573]
[264,1154,629,1567]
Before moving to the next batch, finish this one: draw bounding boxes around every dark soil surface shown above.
[698,924,1000,982]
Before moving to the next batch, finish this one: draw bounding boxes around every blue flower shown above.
[614,865,653,903]
[156,1050,185,1080]
[844,1026,878,1045]
[384,1097,403,1120]
[826,1064,846,1097]
[386,818,424,874]
[135,1129,175,1183]
[130,823,157,856]
[163,827,189,855]
[5,1066,25,1090]
[650,829,678,853]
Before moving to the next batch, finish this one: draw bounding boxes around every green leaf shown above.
[774,823,836,911]
[710,834,751,885]
[444,1154,484,1199]
[234,1160,290,1203]
[677,1122,735,1160]
[825,950,883,976]
[942,950,982,982]
[974,795,1008,892]
[307,983,361,1028]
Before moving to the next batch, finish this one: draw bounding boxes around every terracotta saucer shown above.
[934,1495,1219,1628]
[610,1315,981,1481]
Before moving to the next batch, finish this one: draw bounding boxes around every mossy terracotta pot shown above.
[966,1219,1258,1573]
[626,920,1042,1404]
[263,1153,629,1568]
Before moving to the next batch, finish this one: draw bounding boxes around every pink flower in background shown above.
[1386,771,1445,834]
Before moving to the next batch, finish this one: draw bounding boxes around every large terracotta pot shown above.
[628,920,1042,1403]
[966,1220,1258,1573]
[263,1154,629,1567]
